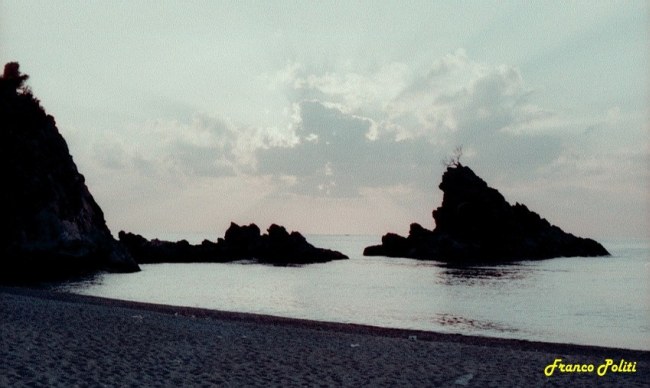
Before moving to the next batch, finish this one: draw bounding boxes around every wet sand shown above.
[2,286,648,387]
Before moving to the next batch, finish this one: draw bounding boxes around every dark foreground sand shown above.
[1,287,648,387]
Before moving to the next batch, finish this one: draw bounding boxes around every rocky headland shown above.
[1,62,347,281]
[364,163,609,264]
[119,223,348,265]
[1,63,140,282]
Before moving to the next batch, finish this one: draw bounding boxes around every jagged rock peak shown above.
[364,164,609,263]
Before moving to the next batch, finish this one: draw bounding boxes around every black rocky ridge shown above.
[364,164,609,263]
[1,63,140,282]
[119,223,348,265]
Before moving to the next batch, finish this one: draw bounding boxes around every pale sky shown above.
[1,1,648,240]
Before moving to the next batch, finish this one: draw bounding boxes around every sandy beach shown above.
[1,287,648,387]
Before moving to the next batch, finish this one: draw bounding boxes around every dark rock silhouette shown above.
[119,223,348,265]
[1,62,344,276]
[1,62,140,282]
[364,164,609,263]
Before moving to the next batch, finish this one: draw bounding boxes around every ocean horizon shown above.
[58,235,650,351]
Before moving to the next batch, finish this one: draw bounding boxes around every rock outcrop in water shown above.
[364,164,609,263]
[0,62,140,282]
[119,223,348,265]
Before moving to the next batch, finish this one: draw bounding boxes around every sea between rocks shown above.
[58,235,650,351]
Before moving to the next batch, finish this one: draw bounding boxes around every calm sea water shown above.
[59,236,650,350]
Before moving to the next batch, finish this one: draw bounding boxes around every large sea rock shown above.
[364,164,609,263]
[1,63,140,282]
[119,223,349,265]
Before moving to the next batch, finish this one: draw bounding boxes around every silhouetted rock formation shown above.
[119,223,349,265]
[1,62,140,282]
[364,164,609,263]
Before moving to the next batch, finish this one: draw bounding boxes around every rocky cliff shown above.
[364,164,609,263]
[1,63,139,282]
[119,223,349,265]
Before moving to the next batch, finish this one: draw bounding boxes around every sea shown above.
[58,235,650,351]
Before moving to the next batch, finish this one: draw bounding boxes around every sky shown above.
[1,1,648,240]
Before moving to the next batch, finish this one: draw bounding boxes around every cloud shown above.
[93,50,599,199]
[93,113,289,178]
[257,100,447,197]
[276,50,548,143]
[87,49,646,223]
[251,50,573,196]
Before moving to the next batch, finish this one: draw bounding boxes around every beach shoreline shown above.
[2,286,648,386]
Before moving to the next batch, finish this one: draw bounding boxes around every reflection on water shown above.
[434,313,520,333]
[437,265,531,286]
[54,272,104,291]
